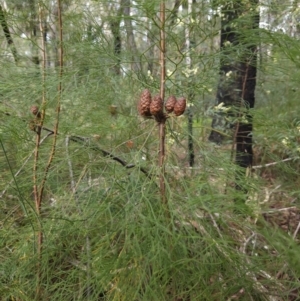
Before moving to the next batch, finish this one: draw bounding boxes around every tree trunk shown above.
[0,4,18,63]
[208,0,259,199]
[147,20,154,74]
[109,5,123,75]
[121,0,141,73]
[28,0,40,66]
[209,0,258,156]
[170,0,181,25]
[185,0,195,167]
[47,5,60,69]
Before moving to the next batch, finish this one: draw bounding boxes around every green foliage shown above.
[1,0,300,300]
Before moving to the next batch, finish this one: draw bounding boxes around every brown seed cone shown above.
[174,97,186,116]
[150,95,163,117]
[165,95,177,113]
[31,105,39,115]
[30,105,41,118]
[138,89,152,117]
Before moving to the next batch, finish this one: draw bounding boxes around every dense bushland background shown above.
[1,0,300,300]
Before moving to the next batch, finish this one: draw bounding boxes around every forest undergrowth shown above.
[1,71,300,300]
[1,1,300,300]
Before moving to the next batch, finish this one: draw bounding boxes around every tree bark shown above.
[28,0,40,65]
[185,0,195,167]
[146,20,154,74]
[121,0,141,73]
[170,0,181,25]
[208,0,259,203]
[209,0,259,166]
[109,5,123,75]
[0,4,18,63]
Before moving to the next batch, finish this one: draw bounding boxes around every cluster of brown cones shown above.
[138,89,186,122]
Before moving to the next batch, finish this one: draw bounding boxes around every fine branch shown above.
[68,135,152,178]
[2,111,151,179]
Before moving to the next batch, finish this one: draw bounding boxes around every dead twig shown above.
[69,135,153,179]
[241,232,256,254]
[253,157,297,169]
[260,185,281,204]
[262,206,297,214]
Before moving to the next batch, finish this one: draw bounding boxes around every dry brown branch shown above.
[34,2,63,298]
[38,0,62,204]
[34,2,48,213]
[69,135,153,179]
[159,2,167,206]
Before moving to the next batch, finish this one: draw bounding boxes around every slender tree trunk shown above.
[147,20,154,74]
[28,0,40,65]
[170,0,181,25]
[185,0,195,167]
[208,0,259,197]
[121,0,141,72]
[0,4,18,63]
[109,5,123,75]
[48,5,60,68]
